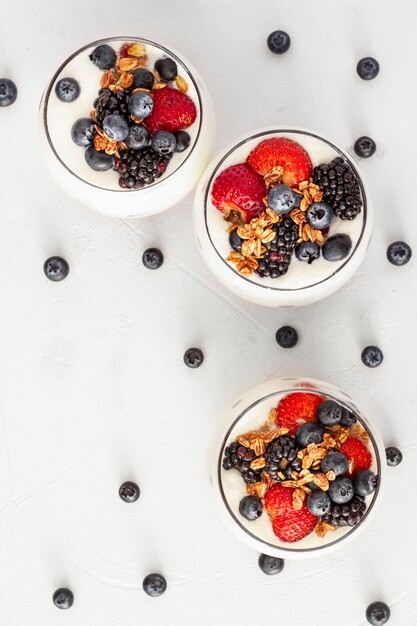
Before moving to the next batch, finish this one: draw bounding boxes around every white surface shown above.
[0,0,416,625]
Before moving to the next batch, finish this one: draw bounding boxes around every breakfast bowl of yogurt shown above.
[41,36,215,218]
[213,377,384,559]
[193,128,372,307]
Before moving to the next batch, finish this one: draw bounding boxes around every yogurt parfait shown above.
[41,37,214,217]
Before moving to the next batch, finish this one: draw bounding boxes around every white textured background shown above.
[1,0,416,624]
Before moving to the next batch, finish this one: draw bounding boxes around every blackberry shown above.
[115,146,172,189]
[256,216,298,278]
[94,88,131,124]
[222,441,263,484]
[322,494,366,527]
[265,435,302,480]
[313,157,363,220]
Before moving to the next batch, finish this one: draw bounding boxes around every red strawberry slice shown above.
[272,506,317,543]
[276,392,325,436]
[264,483,294,519]
[340,437,372,476]
[247,137,312,186]
[144,87,197,135]
[211,163,266,223]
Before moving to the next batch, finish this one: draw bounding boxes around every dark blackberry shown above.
[322,494,366,527]
[94,88,131,124]
[256,216,298,278]
[222,441,263,484]
[265,435,302,480]
[115,146,172,189]
[313,157,363,220]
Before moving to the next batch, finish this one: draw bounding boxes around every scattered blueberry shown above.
[296,423,324,448]
[119,481,140,503]
[340,408,357,427]
[142,573,167,597]
[354,136,376,158]
[357,57,380,80]
[307,490,331,516]
[53,588,74,610]
[366,601,390,625]
[239,495,263,520]
[0,78,17,107]
[125,123,150,150]
[174,130,191,153]
[229,229,243,252]
[85,145,113,171]
[306,202,333,229]
[316,400,342,426]
[267,30,291,54]
[155,57,178,82]
[258,554,284,575]
[295,241,320,264]
[322,234,352,262]
[102,114,129,142]
[328,476,354,504]
[89,44,117,70]
[128,91,154,118]
[361,345,383,368]
[268,184,298,214]
[353,470,377,496]
[142,248,164,270]
[321,451,349,476]
[183,348,204,369]
[44,256,69,282]
[275,325,298,348]
[131,68,155,90]
[71,118,96,147]
[55,77,80,103]
[386,241,412,266]
[385,446,402,467]
[152,130,176,156]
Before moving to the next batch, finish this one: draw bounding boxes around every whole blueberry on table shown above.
[296,423,324,448]
[340,408,356,427]
[386,241,412,266]
[174,130,191,152]
[126,124,150,150]
[152,130,177,155]
[142,573,167,597]
[353,470,377,496]
[89,44,117,70]
[239,495,263,520]
[267,30,291,54]
[131,68,155,90]
[275,325,298,348]
[44,256,69,282]
[0,78,17,107]
[295,241,320,264]
[102,114,129,142]
[306,202,333,229]
[85,145,113,171]
[258,554,284,575]
[322,234,352,261]
[328,476,354,504]
[307,490,331,516]
[53,588,74,609]
[229,229,243,252]
[119,481,140,503]
[128,91,154,118]
[366,601,390,625]
[183,348,204,368]
[55,77,80,103]
[268,184,298,214]
[357,57,380,80]
[354,136,376,158]
[321,451,349,476]
[385,446,402,467]
[155,57,178,82]
[361,345,383,368]
[316,400,342,426]
[71,118,96,147]
[142,248,164,270]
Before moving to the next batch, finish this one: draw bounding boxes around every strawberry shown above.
[144,87,197,135]
[276,392,325,436]
[247,137,312,186]
[272,506,317,543]
[340,437,372,476]
[211,163,266,223]
[264,483,294,519]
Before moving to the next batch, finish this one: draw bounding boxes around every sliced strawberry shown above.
[340,437,372,476]
[276,392,325,436]
[264,483,294,519]
[211,163,266,223]
[247,137,312,186]
[144,87,197,135]
[272,506,317,543]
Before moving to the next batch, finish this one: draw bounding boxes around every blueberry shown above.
[152,130,176,155]
[268,184,298,214]
[71,118,96,147]
[340,408,357,427]
[328,476,354,504]
[322,234,352,262]
[295,241,320,264]
[142,573,167,597]
[386,241,412,266]
[258,554,284,575]
[239,495,263,520]
[155,57,178,82]
[44,256,69,282]
[53,588,74,610]
[102,114,129,141]
[174,130,191,153]
[0,78,17,107]
[306,202,333,229]
[275,325,298,348]
[321,451,349,476]
[126,124,150,149]
[128,91,154,118]
[229,229,243,252]
[307,490,331,516]
[353,470,377,496]
[131,68,155,90]
[357,57,380,80]
[142,248,164,270]
[267,30,291,54]
[361,345,383,368]
[119,481,140,503]
[354,136,376,158]
[183,348,204,368]
[385,446,402,467]
[366,601,390,625]
[296,423,324,448]
[85,145,113,171]
[89,44,116,70]
[55,77,80,103]
[316,400,342,426]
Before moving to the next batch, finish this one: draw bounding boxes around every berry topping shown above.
[340,437,372,476]
[55,77,80,103]
[247,137,312,186]
[267,184,298,214]
[340,408,356,427]
[275,325,298,348]
[353,469,377,496]
[143,573,167,597]
[183,347,204,368]
[239,495,263,520]
[267,30,291,54]
[151,130,177,155]
[306,202,333,229]
[125,124,150,150]
[272,505,317,543]
[211,164,266,223]
[255,217,298,278]
[387,241,412,266]
[229,228,243,252]
[0,78,17,107]
[142,248,164,270]
[366,602,390,625]
[71,118,96,147]
[276,392,324,435]
[85,145,113,171]
[265,435,302,480]
[357,57,380,81]
[322,234,352,262]
[295,241,320,264]
[94,89,130,125]
[328,476,354,504]
[116,146,172,188]
[174,130,191,152]
[223,440,263,484]
[316,400,343,426]
[44,256,70,282]
[321,451,349,476]
[53,588,74,610]
[354,136,376,158]
[89,44,117,70]
[145,86,197,135]
[102,114,129,142]
[258,554,284,575]
[361,345,383,368]
[313,156,362,220]
[264,483,294,518]
[155,57,178,82]
[296,422,324,448]
[322,494,366,527]
[119,481,140,502]
[131,68,155,90]
[306,490,331,516]
[385,446,402,467]
[128,91,154,119]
